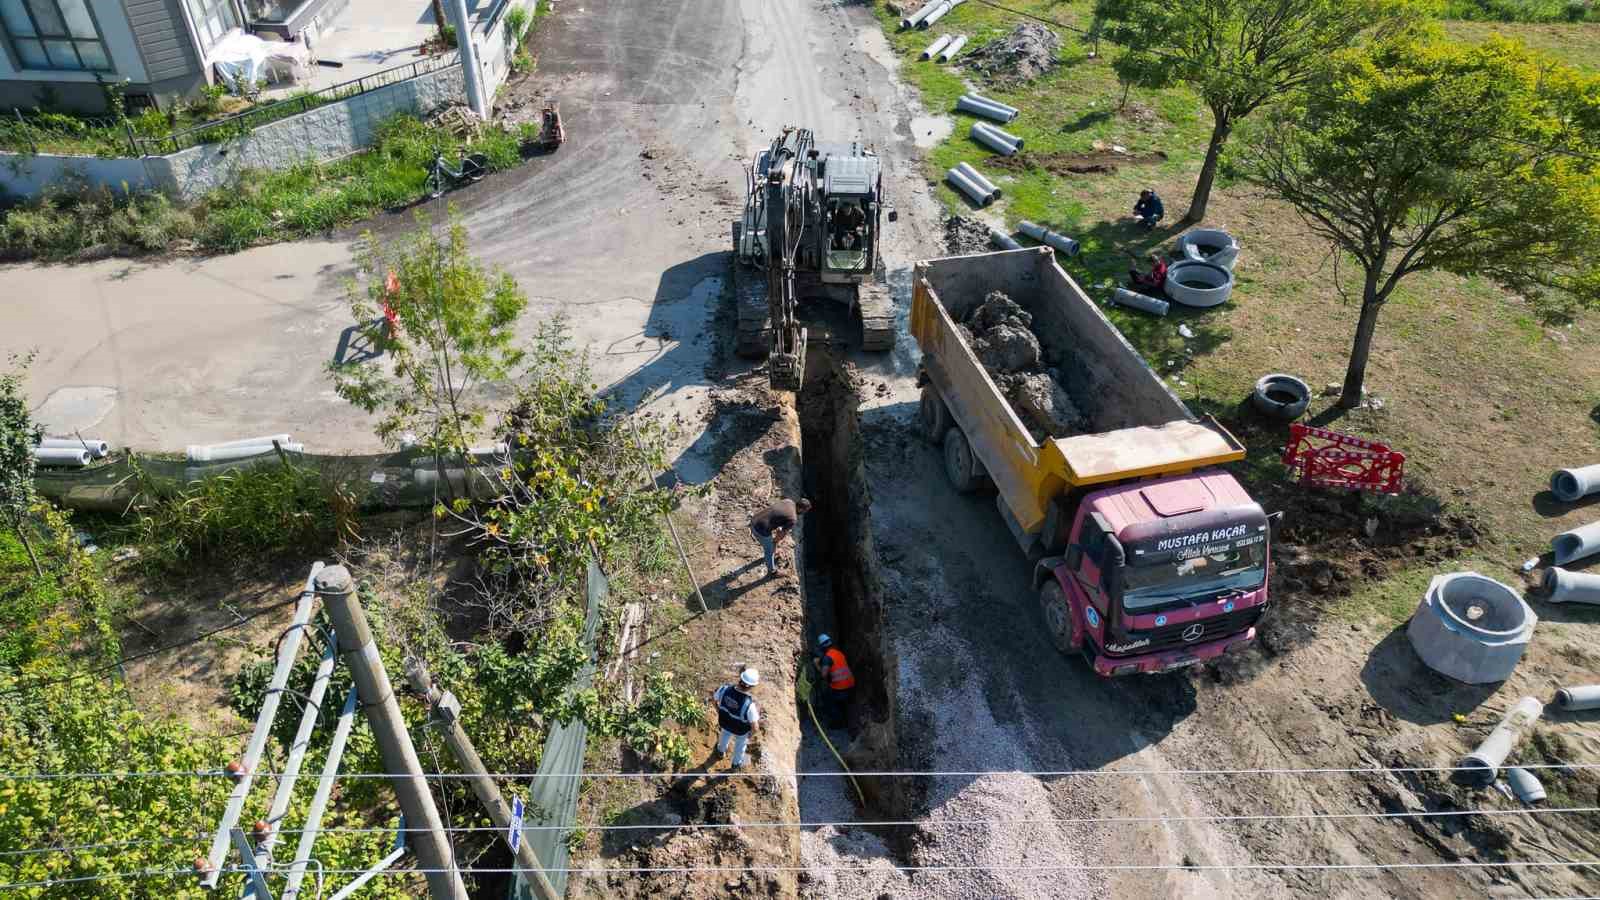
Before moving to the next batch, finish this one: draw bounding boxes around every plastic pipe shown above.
[1506,767,1546,804]
[970,122,1019,156]
[900,1,939,29]
[1459,696,1543,786]
[1542,567,1600,605]
[1552,520,1600,566]
[946,167,993,206]
[938,34,968,62]
[920,0,954,28]
[956,95,1016,123]
[1018,220,1079,256]
[1551,464,1600,502]
[203,433,293,450]
[955,162,1001,200]
[921,34,953,60]
[33,447,91,467]
[1554,684,1600,711]
[974,121,1023,151]
[39,437,110,458]
[186,442,305,462]
[1112,288,1169,316]
[990,227,1022,251]
[968,92,1019,118]
[467,442,509,458]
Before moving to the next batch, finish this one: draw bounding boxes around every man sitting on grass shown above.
[1129,252,1168,295]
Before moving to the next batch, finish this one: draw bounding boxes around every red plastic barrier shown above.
[1281,423,1405,494]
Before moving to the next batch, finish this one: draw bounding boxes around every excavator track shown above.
[734,258,771,359]
[857,282,895,353]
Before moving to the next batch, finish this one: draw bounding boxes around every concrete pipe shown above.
[1017,220,1079,256]
[939,35,969,62]
[203,433,293,450]
[1555,684,1600,711]
[1551,464,1600,502]
[1506,767,1546,804]
[1459,695,1543,786]
[1179,228,1240,270]
[185,442,305,462]
[1407,571,1536,684]
[1112,288,1169,317]
[920,0,955,28]
[946,167,993,206]
[970,122,1019,156]
[956,95,1016,123]
[955,162,1001,200]
[1163,260,1235,308]
[968,92,1019,118]
[921,34,953,60]
[974,121,1024,151]
[467,442,510,458]
[901,0,945,29]
[1542,567,1600,605]
[1552,520,1600,566]
[990,228,1022,251]
[39,437,109,458]
[33,447,91,467]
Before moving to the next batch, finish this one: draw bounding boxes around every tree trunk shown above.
[431,0,448,39]
[1339,299,1385,409]
[11,514,43,579]
[1186,114,1231,224]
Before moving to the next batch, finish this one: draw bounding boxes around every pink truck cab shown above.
[1034,471,1270,676]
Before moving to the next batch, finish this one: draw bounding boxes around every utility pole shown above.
[315,566,468,900]
[404,658,560,900]
[445,0,489,117]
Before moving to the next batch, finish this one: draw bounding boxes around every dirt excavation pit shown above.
[965,22,1061,85]
[986,149,1170,177]
[796,351,921,824]
[955,290,1086,440]
[943,214,992,255]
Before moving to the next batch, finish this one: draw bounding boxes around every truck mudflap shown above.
[1092,627,1257,677]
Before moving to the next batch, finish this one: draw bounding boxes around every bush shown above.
[1441,0,1598,20]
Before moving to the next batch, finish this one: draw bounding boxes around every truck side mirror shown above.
[1267,511,1285,531]
[887,207,898,222]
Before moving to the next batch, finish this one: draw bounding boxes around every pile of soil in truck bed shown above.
[955,290,1085,441]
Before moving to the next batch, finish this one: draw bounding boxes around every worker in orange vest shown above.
[812,634,855,730]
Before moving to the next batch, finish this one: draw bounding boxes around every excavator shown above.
[732,127,896,391]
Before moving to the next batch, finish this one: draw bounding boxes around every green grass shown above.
[1442,18,1600,69]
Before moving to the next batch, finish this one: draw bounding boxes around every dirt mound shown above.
[943,215,992,255]
[957,291,1084,439]
[965,23,1061,84]
[986,149,1169,177]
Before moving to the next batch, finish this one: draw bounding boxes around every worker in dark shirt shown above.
[750,497,812,577]
[1133,189,1164,230]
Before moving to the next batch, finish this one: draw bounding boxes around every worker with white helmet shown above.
[711,668,761,769]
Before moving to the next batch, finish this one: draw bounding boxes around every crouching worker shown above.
[1129,253,1168,295]
[711,668,760,769]
[1133,189,1164,230]
[811,633,855,730]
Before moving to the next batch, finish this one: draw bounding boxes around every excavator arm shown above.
[764,129,812,392]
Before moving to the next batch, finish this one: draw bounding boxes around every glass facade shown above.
[0,0,112,71]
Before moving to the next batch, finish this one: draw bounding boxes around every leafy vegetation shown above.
[1442,0,1599,21]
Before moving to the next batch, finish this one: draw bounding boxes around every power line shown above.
[8,761,1600,780]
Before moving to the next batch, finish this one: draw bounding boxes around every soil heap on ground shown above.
[966,23,1062,85]
[956,291,1083,440]
[943,215,993,256]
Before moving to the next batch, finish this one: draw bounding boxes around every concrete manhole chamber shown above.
[1406,572,1536,684]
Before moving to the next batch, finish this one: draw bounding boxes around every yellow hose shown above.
[798,665,867,808]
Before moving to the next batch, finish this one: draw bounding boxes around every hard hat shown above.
[740,668,760,687]
[817,633,832,647]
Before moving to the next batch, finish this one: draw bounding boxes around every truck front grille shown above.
[1110,605,1265,656]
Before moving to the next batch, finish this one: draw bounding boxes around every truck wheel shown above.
[943,428,984,493]
[1038,580,1075,655]
[919,387,950,444]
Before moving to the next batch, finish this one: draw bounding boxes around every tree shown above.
[1238,32,1600,408]
[0,354,43,578]
[329,212,528,456]
[1093,0,1424,223]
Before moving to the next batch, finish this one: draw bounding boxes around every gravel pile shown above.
[956,291,1084,439]
[943,215,993,255]
[965,23,1061,85]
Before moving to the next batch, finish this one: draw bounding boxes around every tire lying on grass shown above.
[1252,373,1311,422]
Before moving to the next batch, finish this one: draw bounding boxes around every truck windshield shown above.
[1121,541,1267,611]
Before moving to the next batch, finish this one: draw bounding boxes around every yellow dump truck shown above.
[912,247,1271,675]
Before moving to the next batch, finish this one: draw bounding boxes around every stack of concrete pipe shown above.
[39,437,110,458]
[921,34,952,60]
[186,434,303,463]
[938,34,968,62]
[900,0,944,29]
[970,121,1022,156]
[947,162,1000,206]
[919,0,963,28]
[1018,220,1078,257]
[33,447,92,468]
[956,93,1018,124]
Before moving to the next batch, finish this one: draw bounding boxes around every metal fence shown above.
[1,52,459,160]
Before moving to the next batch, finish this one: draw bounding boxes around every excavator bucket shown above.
[769,326,806,392]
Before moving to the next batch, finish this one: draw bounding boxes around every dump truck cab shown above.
[1041,471,1269,676]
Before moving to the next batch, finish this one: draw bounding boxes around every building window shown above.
[0,0,112,71]
[183,0,238,56]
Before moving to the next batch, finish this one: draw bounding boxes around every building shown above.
[0,0,346,113]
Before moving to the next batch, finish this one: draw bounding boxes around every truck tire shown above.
[919,387,951,444]
[1038,580,1075,654]
[943,428,984,493]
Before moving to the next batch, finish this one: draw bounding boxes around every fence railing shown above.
[2,52,460,160]
[134,53,462,155]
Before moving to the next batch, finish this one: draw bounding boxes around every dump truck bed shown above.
[911,247,1245,539]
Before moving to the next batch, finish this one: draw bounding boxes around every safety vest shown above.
[716,685,755,735]
[823,647,855,690]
